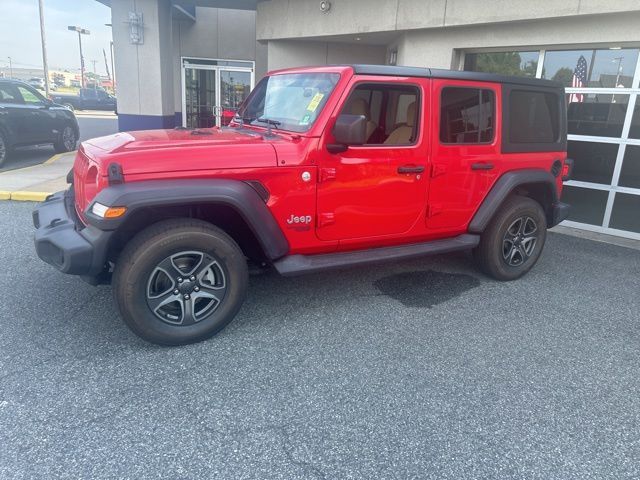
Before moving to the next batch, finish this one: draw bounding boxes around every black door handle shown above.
[397,165,425,174]
[471,162,494,171]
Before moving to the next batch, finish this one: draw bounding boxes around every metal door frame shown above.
[181,57,255,128]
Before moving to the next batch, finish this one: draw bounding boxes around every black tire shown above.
[473,196,547,281]
[113,219,249,345]
[54,125,77,153]
[0,130,8,167]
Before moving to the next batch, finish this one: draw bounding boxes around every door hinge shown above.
[431,163,447,178]
[319,168,336,183]
[318,212,335,227]
[427,204,443,217]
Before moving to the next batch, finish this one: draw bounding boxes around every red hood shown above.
[82,127,278,176]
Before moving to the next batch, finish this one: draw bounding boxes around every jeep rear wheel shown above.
[113,219,248,345]
[473,196,547,281]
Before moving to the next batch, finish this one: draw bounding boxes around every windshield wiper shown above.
[256,117,281,136]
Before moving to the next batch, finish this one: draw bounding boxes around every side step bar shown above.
[273,234,480,277]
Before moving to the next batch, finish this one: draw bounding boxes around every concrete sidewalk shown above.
[0,151,75,201]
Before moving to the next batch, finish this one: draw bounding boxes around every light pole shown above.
[68,25,90,88]
[38,0,50,97]
[105,24,116,94]
[7,57,12,79]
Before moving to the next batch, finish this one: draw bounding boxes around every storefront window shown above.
[464,45,640,238]
[629,104,640,139]
[618,145,640,189]
[609,193,640,233]
[561,186,609,226]
[567,93,628,137]
[542,48,638,88]
[567,141,618,185]
[463,51,538,77]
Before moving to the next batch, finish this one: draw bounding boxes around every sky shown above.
[0,0,112,76]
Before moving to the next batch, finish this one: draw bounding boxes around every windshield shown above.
[236,72,340,133]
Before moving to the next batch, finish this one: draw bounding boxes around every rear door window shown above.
[440,87,495,144]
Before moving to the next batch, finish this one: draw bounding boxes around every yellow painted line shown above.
[0,191,11,200]
[7,191,51,202]
[44,152,65,165]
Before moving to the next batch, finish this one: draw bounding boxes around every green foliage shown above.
[473,52,537,77]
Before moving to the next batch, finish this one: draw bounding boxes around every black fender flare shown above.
[468,169,558,233]
[86,179,289,260]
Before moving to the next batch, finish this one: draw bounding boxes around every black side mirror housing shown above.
[328,114,367,153]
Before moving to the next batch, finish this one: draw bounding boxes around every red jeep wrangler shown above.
[33,65,572,345]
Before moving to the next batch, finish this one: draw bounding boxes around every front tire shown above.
[54,125,77,153]
[473,196,547,281]
[113,219,249,345]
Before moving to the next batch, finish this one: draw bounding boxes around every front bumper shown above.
[33,190,111,277]
[549,201,570,227]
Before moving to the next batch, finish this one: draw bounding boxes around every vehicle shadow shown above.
[0,145,56,173]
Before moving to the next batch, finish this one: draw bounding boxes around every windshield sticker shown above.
[306,93,325,112]
[299,114,311,126]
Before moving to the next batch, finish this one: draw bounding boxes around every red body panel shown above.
[73,65,567,257]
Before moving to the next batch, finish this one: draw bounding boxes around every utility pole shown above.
[91,59,98,88]
[105,24,116,94]
[68,26,90,88]
[7,57,12,79]
[38,0,50,97]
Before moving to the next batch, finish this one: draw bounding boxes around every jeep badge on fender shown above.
[33,64,571,346]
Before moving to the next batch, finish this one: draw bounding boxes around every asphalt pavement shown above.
[0,112,118,173]
[1,200,640,479]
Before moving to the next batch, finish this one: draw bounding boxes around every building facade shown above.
[103,0,640,239]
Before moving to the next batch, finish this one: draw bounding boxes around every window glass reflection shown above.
[464,51,538,77]
[561,186,608,226]
[619,145,640,189]
[630,104,640,139]
[567,93,628,137]
[543,49,638,88]
[567,141,618,184]
[609,193,640,233]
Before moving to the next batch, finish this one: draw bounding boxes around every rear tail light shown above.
[562,158,574,181]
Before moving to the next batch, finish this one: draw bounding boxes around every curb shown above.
[0,191,51,202]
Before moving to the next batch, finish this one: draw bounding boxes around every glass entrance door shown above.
[182,58,254,128]
[184,67,216,128]
[219,69,252,126]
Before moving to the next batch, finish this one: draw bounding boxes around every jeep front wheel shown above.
[473,196,547,281]
[113,219,248,345]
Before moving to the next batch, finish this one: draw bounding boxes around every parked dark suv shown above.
[0,79,79,166]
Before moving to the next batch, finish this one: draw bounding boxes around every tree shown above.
[551,67,574,86]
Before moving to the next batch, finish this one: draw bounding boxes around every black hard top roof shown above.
[350,64,563,89]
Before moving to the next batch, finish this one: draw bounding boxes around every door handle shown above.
[471,162,494,171]
[397,165,425,174]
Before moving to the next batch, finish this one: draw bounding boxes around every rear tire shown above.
[0,131,8,167]
[473,196,547,281]
[54,125,77,153]
[113,219,248,346]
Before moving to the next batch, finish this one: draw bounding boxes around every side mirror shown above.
[328,114,367,153]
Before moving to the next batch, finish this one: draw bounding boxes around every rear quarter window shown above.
[509,90,559,143]
[502,85,566,153]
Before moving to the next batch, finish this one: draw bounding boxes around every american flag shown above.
[569,55,588,103]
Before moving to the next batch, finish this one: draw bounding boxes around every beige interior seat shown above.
[347,98,377,142]
[384,101,416,145]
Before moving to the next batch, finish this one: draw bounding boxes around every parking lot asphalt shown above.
[0,113,118,173]
[1,200,639,479]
